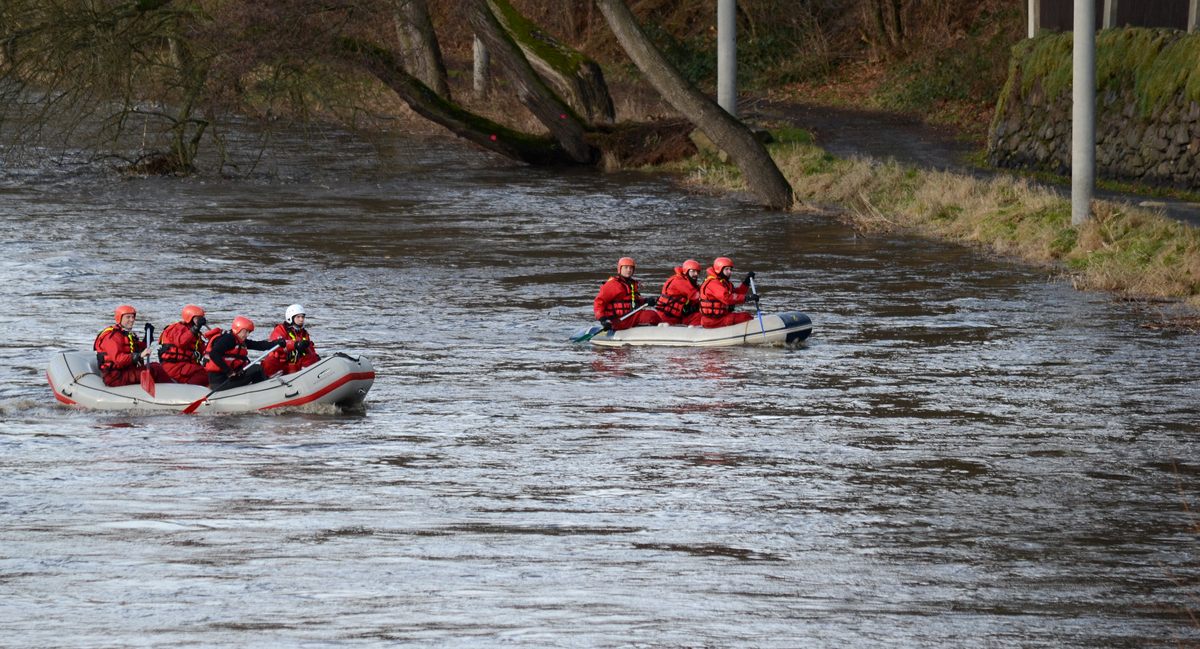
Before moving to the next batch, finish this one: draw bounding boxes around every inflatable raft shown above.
[47,351,375,413]
[572,311,813,347]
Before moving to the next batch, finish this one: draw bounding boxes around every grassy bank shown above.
[665,128,1200,316]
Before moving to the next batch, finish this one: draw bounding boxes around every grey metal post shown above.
[1102,0,1117,28]
[1072,0,1096,225]
[717,0,737,116]
[1028,0,1041,38]
[1190,0,1199,33]
[473,35,489,100]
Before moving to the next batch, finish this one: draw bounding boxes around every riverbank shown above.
[662,126,1200,325]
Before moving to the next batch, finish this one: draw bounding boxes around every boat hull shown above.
[47,351,375,413]
[575,311,813,347]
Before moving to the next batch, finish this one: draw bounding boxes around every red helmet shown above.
[231,316,254,335]
[617,256,636,271]
[181,304,205,324]
[114,304,136,324]
[713,257,735,274]
[682,259,702,273]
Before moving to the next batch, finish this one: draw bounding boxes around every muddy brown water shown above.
[1,128,1198,647]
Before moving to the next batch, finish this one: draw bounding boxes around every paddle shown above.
[748,276,767,339]
[140,322,156,397]
[181,346,276,414]
[570,303,650,343]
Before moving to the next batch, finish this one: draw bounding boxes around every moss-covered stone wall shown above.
[988,28,1200,189]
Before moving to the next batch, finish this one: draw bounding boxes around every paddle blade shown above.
[569,325,602,343]
[181,393,209,414]
[140,368,156,398]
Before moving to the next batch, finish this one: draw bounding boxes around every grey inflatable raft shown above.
[47,350,374,413]
[572,311,813,347]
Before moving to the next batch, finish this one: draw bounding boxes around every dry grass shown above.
[665,135,1200,310]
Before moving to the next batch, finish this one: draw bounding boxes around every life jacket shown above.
[597,276,640,319]
[93,325,137,372]
[658,269,698,319]
[274,323,312,364]
[158,321,202,364]
[699,273,734,317]
[203,334,248,373]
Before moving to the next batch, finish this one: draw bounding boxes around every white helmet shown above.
[285,304,305,325]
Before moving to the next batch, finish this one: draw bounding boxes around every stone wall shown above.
[988,29,1200,190]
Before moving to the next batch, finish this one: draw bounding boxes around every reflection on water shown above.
[0,128,1198,647]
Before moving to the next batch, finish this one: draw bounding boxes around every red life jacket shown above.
[272,323,313,364]
[699,273,735,317]
[597,275,641,319]
[658,269,699,319]
[158,321,202,364]
[203,335,248,373]
[93,325,138,372]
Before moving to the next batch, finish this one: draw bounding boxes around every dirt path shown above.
[751,99,1200,228]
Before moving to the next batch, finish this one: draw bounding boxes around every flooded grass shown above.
[662,132,1200,311]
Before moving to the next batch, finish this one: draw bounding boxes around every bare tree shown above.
[865,0,906,59]
[0,0,213,172]
[487,0,614,125]
[1,0,775,198]
[464,0,595,163]
[392,0,450,99]
[594,0,794,209]
[338,37,581,165]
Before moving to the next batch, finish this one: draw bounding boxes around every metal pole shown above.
[717,0,737,117]
[1072,0,1096,225]
[1028,0,1041,38]
[1190,0,1199,33]
[1102,0,1117,29]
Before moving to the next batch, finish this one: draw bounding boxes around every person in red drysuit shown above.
[698,256,758,328]
[158,304,219,386]
[203,316,286,391]
[93,305,171,387]
[593,256,662,331]
[262,303,319,377]
[657,259,704,326]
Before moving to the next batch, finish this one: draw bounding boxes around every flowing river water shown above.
[1,128,1198,647]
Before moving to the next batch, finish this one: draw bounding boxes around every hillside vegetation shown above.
[430,0,1024,139]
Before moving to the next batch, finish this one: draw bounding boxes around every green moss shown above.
[488,0,586,74]
[1009,29,1200,118]
[1018,33,1074,100]
[1140,33,1200,110]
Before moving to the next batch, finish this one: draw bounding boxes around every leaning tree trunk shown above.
[594,0,794,209]
[392,0,450,99]
[466,0,595,163]
[487,0,614,125]
[340,38,580,166]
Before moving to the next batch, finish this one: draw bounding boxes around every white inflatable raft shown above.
[47,350,375,413]
[572,311,813,347]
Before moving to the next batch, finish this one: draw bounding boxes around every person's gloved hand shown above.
[275,339,288,348]
[194,315,207,328]
[295,340,310,352]
[229,369,243,379]
[746,293,760,302]
[599,318,613,331]
[743,271,756,283]
[644,296,658,307]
